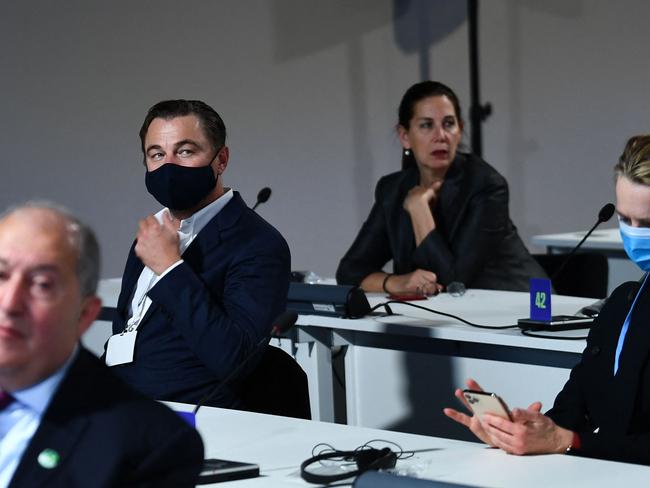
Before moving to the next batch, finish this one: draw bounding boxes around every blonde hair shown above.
[615,135,650,185]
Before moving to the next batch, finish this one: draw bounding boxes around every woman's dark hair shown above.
[398,81,463,169]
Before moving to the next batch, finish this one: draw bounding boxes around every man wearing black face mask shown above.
[105,100,291,408]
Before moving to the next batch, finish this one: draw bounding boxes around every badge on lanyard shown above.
[105,329,138,366]
[106,275,152,367]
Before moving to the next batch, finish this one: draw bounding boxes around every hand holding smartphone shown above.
[462,389,512,421]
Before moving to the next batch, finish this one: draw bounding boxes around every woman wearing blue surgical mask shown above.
[444,136,650,465]
[617,137,650,272]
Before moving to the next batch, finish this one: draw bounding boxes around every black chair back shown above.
[533,252,609,298]
[239,344,311,420]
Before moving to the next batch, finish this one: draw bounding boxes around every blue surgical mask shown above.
[619,219,650,271]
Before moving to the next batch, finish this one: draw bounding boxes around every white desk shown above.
[532,228,641,293]
[532,228,623,254]
[89,281,595,439]
[295,290,594,439]
[177,404,650,487]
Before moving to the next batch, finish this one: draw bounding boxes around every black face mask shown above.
[145,156,217,210]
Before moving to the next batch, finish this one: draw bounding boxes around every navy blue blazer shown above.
[110,192,291,407]
[547,279,650,465]
[336,153,546,291]
[9,348,203,488]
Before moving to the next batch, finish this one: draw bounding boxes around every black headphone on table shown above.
[300,446,397,484]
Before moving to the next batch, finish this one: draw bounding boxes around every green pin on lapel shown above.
[37,449,60,469]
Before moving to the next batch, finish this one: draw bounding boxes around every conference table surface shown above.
[97,280,594,355]
[93,281,598,424]
[531,227,622,252]
[292,290,596,428]
[296,289,595,355]
[178,403,650,487]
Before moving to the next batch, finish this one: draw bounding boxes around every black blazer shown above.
[110,192,291,408]
[336,153,546,291]
[9,348,203,488]
[547,278,650,465]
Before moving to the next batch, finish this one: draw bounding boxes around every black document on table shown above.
[517,314,594,331]
[197,458,260,484]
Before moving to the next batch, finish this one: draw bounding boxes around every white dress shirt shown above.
[0,348,77,488]
[123,189,234,332]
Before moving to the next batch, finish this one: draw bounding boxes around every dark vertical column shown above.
[468,0,491,157]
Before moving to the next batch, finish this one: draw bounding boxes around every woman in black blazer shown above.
[336,81,545,296]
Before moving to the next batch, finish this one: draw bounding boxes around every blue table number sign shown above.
[529,278,552,321]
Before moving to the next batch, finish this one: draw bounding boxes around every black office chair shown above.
[533,252,609,299]
[238,344,311,420]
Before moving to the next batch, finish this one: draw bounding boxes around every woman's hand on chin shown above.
[403,184,437,214]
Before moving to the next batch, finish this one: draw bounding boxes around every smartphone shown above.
[197,459,260,484]
[517,314,594,331]
[387,294,428,301]
[462,390,512,421]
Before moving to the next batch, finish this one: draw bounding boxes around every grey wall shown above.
[1,0,647,279]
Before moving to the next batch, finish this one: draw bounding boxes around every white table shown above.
[532,228,623,255]
[294,290,595,439]
[175,404,650,487]
[532,228,641,293]
[88,281,596,439]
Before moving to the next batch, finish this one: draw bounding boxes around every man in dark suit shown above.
[0,203,203,487]
[444,135,650,465]
[107,100,290,408]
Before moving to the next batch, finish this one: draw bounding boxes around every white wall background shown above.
[1,0,645,279]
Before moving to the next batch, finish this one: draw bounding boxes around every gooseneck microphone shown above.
[550,203,616,282]
[192,310,298,415]
[598,203,617,222]
[252,187,272,210]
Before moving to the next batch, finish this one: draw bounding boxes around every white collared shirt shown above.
[124,189,234,330]
[0,348,77,488]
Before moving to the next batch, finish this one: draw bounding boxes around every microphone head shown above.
[257,187,272,204]
[271,310,298,336]
[598,203,615,223]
